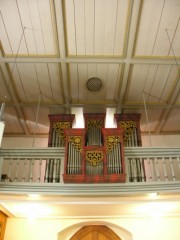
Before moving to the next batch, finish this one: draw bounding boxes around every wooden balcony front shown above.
[0,147,180,196]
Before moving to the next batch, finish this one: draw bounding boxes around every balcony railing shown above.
[125,147,180,182]
[0,147,180,194]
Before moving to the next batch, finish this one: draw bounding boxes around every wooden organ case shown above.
[63,113,126,183]
[47,113,142,183]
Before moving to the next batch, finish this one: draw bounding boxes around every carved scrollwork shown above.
[107,136,121,152]
[86,151,103,166]
[119,121,136,143]
[69,136,82,152]
[53,122,71,142]
[87,120,103,129]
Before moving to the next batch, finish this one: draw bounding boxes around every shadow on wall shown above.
[57,220,133,240]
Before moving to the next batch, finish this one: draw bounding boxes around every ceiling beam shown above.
[1,56,180,65]
[53,0,70,113]
[117,0,142,112]
[4,101,180,110]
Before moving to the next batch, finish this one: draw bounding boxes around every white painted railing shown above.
[0,148,65,183]
[0,147,180,183]
[125,147,180,182]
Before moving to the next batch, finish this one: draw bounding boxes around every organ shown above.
[47,113,142,183]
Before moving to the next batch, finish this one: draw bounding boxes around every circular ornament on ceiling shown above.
[86,77,103,92]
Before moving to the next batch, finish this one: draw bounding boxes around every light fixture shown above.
[148,192,159,199]
[0,103,5,147]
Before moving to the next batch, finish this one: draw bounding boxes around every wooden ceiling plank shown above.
[77,63,88,101]
[135,0,180,57]
[156,70,180,133]
[106,64,120,100]
[0,50,30,135]
[64,0,77,56]
[103,0,120,55]
[0,0,25,54]
[47,63,64,102]
[69,63,79,100]
[84,0,95,55]
[73,0,85,55]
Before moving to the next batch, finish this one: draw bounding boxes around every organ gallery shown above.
[46,113,142,183]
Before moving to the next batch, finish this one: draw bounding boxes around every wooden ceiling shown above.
[0,0,180,137]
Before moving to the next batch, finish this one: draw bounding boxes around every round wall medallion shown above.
[86,77,103,92]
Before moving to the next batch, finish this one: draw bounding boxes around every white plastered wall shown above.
[4,216,180,240]
[1,134,180,148]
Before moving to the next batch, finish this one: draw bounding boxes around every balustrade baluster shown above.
[38,159,42,182]
[44,160,49,182]
[14,158,20,182]
[162,157,168,181]
[57,159,61,182]
[52,159,57,182]
[8,158,13,182]
[178,157,180,173]
[170,157,176,181]
[140,158,145,182]
[135,159,141,181]
[132,159,137,182]
[154,157,160,181]
[22,158,27,182]
[128,159,133,182]
[29,159,35,182]
[147,157,153,181]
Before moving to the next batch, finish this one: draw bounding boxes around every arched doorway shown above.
[70,225,121,240]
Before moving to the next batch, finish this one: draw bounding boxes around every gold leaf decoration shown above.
[87,120,103,129]
[86,151,103,166]
[107,136,121,152]
[69,136,82,152]
[119,121,136,143]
